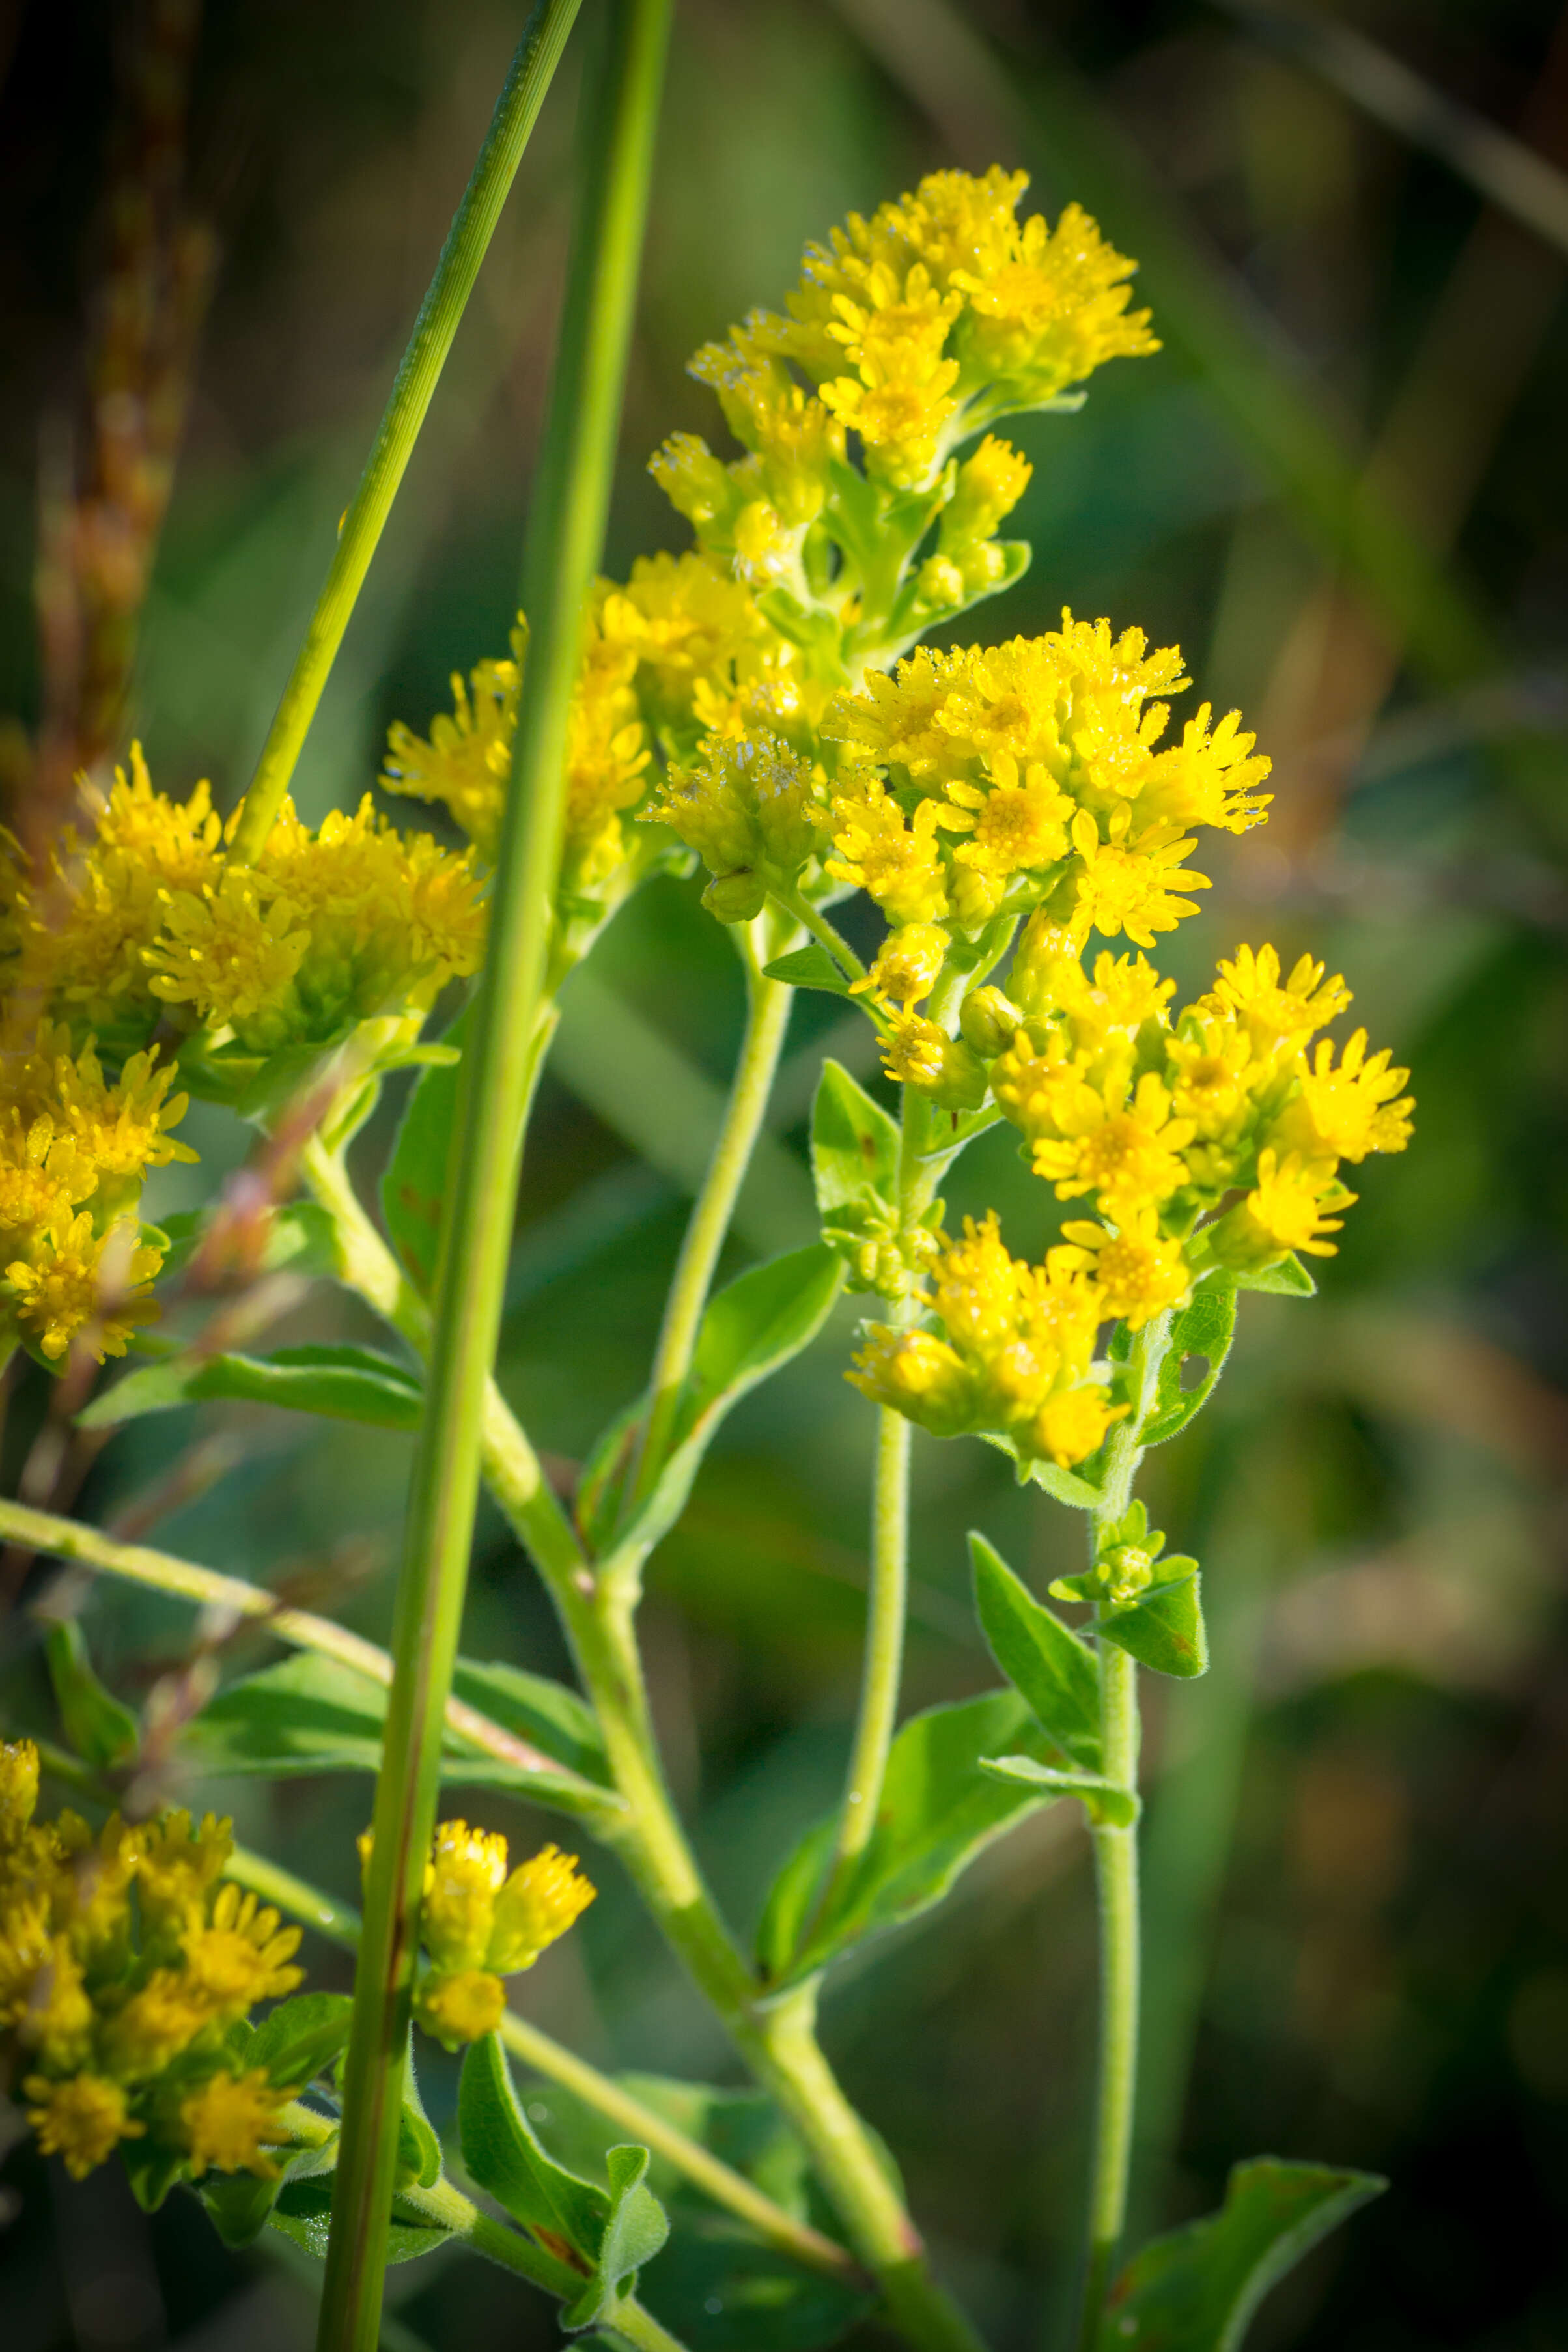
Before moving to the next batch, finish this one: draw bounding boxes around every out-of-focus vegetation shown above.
[2,2,1566,2347]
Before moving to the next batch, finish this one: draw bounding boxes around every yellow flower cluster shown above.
[5,748,486,1083]
[1,1743,306,2184]
[850,1212,1121,1470]
[0,1023,190,1363]
[363,1817,595,2052]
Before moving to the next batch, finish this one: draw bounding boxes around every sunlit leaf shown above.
[970,1532,1102,1771]
[977,1754,1139,1827]
[1096,1568,1209,1681]
[1141,1285,1237,1448]
[1231,1253,1316,1298]
[247,1992,354,2090]
[762,945,854,998]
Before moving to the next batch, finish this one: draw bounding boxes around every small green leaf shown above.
[120,2138,190,2212]
[1141,1285,1237,1448]
[42,1617,140,1768]
[1231,1253,1316,1297]
[977,1755,1140,1828]
[810,1060,900,1233]
[1097,1568,1209,1681]
[759,1690,1059,1987]
[458,2030,609,2257]
[1099,2155,1386,2351]
[969,1533,1101,1771]
[200,2166,288,2248]
[397,2034,443,2190]
[182,1652,608,1813]
[761,945,854,998]
[245,1991,354,2088]
[600,1246,843,1562]
[381,1001,469,1293]
[78,1341,423,1433]
[268,2174,453,2265]
[564,2144,670,2331]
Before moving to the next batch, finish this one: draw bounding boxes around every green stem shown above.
[772,886,869,985]
[1074,1315,1171,2352]
[632,932,794,1500]
[320,7,672,2341]
[219,1838,857,2283]
[0,1496,609,1814]
[229,0,581,860]
[819,1405,909,1900]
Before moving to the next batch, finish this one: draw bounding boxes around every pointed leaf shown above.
[42,1617,140,1768]
[810,1060,900,1229]
[1141,1285,1238,1448]
[451,1660,609,1789]
[564,2144,670,2331]
[970,1532,1102,1771]
[761,945,854,998]
[79,1342,423,1433]
[1099,2155,1385,2351]
[397,2034,443,2190]
[977,1755,1140,1828]
[182,1651,608,1814]
[382,1001,469,1293]
[1097,1569,1209,1681]
[1231,1253,1316,1297]
[759,1691,1059,1988]
[246,1992,354,2089]
[458,2030,609,2258]
[268,2175,453,2265]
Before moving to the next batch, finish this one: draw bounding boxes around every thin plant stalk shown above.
[218,1836,860,2282]
[818,1404,909,1906]
[319,7,673,2344]
[1073,1313,1171,2352]
[633,932,794,1498]
[229,0,581,861]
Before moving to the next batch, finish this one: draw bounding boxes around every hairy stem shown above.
[231,0,581,860]
[1074,1313,1171,2352]
[632,934,794,1499]
[321,8,673,2332]
[819,1404,909,1901]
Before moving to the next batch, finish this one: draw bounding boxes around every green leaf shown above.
[1098,2156,1386,2351]
[970,1532,1102,1772]
[1141,1285,1238,1448]
[200,2166,288,2248]
[1231,1252,1316,1297]
[598,1246,843,1563]
[451,1659,610,1789]
[811,1061,900,1224]
[1097,1569,1209,1681]
[182,1652,609,1814]
[977,1755,1140,1828]
[262,1200,344,1280]
[42,1617,140,1768]
[564,2144,670,2331]
[77,1342,423,1433]
[761,945,854,998]
[397,2034,443,2191]
[120,2137,190,2212]
[980,1429,1106,1508]
[458,2030,609,2256]
[382,1002,469,1293]
[759,1690,1060,1988]
[245,1991,354,2088]
[268,2174,453,2266]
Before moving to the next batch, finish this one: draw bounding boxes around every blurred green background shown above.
[3,1,1567,2346]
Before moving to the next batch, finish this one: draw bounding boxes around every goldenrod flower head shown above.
[135,1810,233,1949]
[488,1843,596,1974]
[179,2067,290,2179]
[421,1819,510,1974]
[1272,1029,1415,1164]
[1213,1147,1354,1267]
[826,775,948,925]
[100,1967,212,2081]
[7,1210,165,1362]
[654,732,819,894]
[382,652,518,858]
[852,923,949,1009]
[25,2072,143,2179]
[1028,1069,1196,1220]
[849,1325,976,1436]
[0,1738,40,1846]
[1204,942,1351,1059]
[415,1967,507,2051]
[942,435,1033,553]
[180,1882,303,2018]
[1057,1210,1190,1329]
[14,1936,95,2069]
[145,867,309,1046]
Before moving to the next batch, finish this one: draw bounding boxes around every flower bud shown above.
[916,554,966,609]
[703,869,767,923]
[960,985,1021,1059]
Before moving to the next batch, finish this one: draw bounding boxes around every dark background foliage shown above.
[2,1,1566,2346]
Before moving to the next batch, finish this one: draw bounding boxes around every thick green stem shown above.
[229,0,581,860]
[1073,1315,1171,2352]
[320,9,672,2343]
[633,938,794,1498]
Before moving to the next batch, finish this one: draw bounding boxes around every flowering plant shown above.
[0,12,1409,2351]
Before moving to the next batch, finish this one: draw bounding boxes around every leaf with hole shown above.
[969,1532,1101,1771]
[1141,1283,1237,1448]
[758,1690,1061,1988]
[1097,2155,1385,2350]
[977,1755,1140,1827]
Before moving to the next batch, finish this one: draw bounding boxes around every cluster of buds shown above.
[0,1742,307,2185]
[361,1818,595,2052]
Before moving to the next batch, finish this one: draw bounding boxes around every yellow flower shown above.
[1036,1386,1120,1468]
[421,1819,509,1974]
[1058,1210,1190,1329]
[1273,1029,1415,1164]
[848,1325,975,1436]
[881,1013,949,1089]
[487,1844,596,1974]
[1237,1148,1354,1260]
[179,2067,290,2178]
[100,1967,212,2080]
[0,1738,40,1845]
[7,1211,165,1362]
[1203,943,1351,1060]
[416,1967,506,2049]
[135,1812,234,1947]
[1028,1069,1195,1218]
[940,751,1072,923]
[949,198,1158,394]
[13,1936,95,2069]
[145,868,309,1046]
[382,652,518,858]
[852,923,949,1009]
[25,2073,142,2179]
[180,1883,303,2017]
[1066,806,1209,949]
[1141,705,1272,835]
[1164,1017,1257,1140]
[826,777,949,923]
[940,435,1033,555]
[654,733,818,888]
